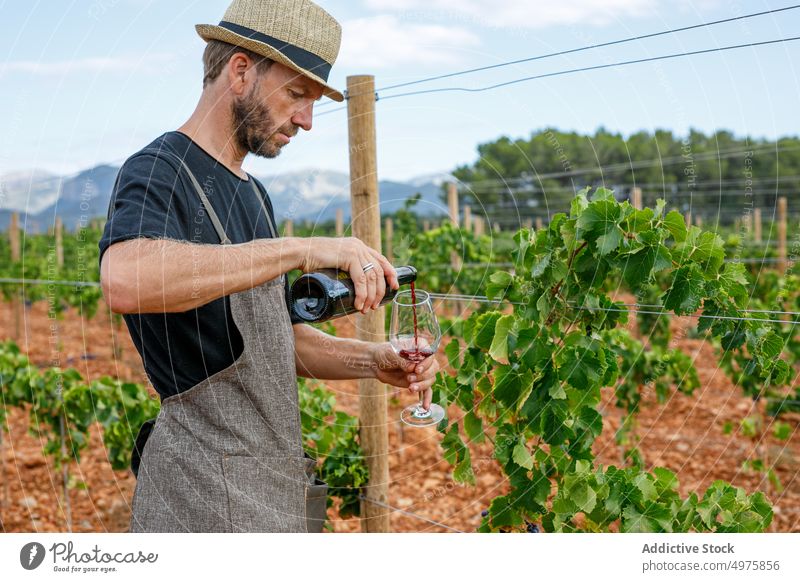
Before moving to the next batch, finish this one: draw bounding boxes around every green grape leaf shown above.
[444,338,461,370]
[489,315,514,364]
[486,271,514,300]
[576,198,623,255]
[531,253,551,279]
[474,312,502,350]
[512,442,534,470]
[463,411,484,443]
[664,210,688,243]
[662,264,705,315]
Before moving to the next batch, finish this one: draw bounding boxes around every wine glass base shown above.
[400,403,446,427]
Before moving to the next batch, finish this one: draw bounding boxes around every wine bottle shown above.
[290,265,417,323]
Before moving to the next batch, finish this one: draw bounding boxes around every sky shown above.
[1,0,799,182]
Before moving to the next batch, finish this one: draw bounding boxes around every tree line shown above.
[449,128,800,225]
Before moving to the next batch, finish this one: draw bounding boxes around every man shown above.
[99,0,439,533]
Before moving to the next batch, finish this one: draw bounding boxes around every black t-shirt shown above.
[99,131,298,399]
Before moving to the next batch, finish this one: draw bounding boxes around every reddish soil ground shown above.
[1,300,798,533]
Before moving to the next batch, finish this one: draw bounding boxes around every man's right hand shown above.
[296,237,398,314]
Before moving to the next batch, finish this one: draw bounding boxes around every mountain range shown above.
[0,165,452,233]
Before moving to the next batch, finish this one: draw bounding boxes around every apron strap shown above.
[140,148,232,245]
[246,175,280,239]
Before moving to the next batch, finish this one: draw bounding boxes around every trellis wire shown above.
[427,258,789,270]
[379,36,800,101]
[0,274,800,323]
[374,4,800,94]
[428,292,800,325]
[358,495,466,533]
[313,4,800,109]
[1,278,798,322]
[0,278,100,288]
[315,38,800,123]
[457,144,800,189]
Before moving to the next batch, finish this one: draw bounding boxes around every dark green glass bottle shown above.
[290,265,417,323]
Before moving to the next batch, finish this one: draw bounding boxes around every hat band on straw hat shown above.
[218,20,332,82]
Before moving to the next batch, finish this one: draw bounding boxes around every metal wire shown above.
[429,292,800,325]
[375,5,800,94]
[429,257,788,270]
[379,36,800,102]
[457,144,800,188]
[358,495,466,533]
[2,278,798,321]
[0,278,100,288]
[613,302,800,317]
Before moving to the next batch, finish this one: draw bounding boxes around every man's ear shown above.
[227,53,252,95]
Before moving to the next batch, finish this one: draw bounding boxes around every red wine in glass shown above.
[398,347,434,363]
[390,288,445,427]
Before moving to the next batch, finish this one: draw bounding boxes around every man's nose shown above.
[291,102,313,132]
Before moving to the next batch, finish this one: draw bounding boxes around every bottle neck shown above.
[395,266,417,286]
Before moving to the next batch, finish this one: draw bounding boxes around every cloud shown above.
[337,15,480,68]
[362,0,720,30]
[0,53,176,77]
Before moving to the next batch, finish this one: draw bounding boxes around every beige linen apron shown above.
[129,151,326,532]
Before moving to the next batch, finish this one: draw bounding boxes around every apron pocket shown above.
[222,455,320,533]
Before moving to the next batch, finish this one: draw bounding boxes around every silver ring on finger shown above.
[362,262,375,273]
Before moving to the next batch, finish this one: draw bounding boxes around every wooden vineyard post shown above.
[384,217,394,263]
[284,219,294,237]
[446,182,462,274]
[347,75,389,533]
[336,209,344,236]
[448,183,459,228]
[493,222,501,234]
[463,204,472,233]
[631,187,642,210]
[695,215,703,229]
[474,216,485,237]
[55,217,64,268]
[685,212,692,229]
[754,208,763,243]
[523,218,533,230]
[535,217,543,231]
[778,197,788,274]
[9,213,21,341]
[742,213,751,236]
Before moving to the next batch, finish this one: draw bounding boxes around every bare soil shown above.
[1,301,797,533]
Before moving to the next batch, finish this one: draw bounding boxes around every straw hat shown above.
[196,0,344,102]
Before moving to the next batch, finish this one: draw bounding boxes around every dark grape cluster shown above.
[525,521,540,533]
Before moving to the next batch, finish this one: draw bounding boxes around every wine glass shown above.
[389,288,445,427]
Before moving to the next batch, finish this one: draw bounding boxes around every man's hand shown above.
[296,237,398,314]
[372,343,440,411]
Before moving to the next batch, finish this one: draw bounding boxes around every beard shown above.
[231,84,297,159]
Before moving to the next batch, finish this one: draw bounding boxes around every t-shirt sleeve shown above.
[98,153,190,264]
